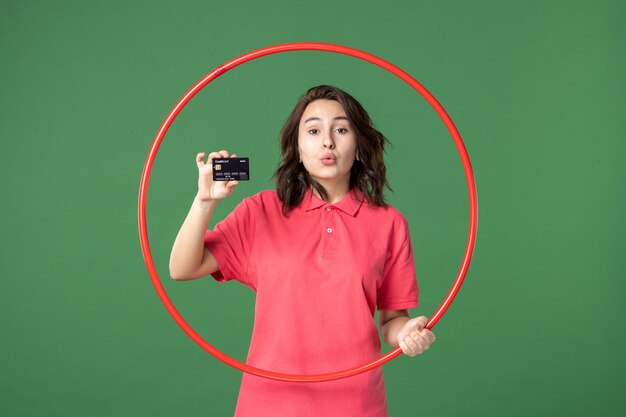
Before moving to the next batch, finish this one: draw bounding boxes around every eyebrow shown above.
[303,116,349,124]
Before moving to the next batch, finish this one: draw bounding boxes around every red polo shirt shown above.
[204,187,418,417]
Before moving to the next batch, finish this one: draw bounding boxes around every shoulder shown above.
[242,189,278,204]
[362,199,409,223]
[238,189,281,213]
[360,199,412,238]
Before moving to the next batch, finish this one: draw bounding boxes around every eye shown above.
[336,128,349,134]
[308,128,320,134]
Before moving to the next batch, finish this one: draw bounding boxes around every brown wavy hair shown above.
[273,85,392,215]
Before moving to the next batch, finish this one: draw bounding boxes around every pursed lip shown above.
[321,153,336,160]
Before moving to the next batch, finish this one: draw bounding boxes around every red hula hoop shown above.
[138,42,478,382]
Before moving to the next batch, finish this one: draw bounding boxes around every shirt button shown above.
[326,207,332,212]
[327,227,333,233]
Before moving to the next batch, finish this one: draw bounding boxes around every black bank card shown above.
[212,157,250,181]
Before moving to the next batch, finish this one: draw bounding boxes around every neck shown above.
[311,180,350,204]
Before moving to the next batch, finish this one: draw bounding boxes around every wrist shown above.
[382,316,410,348]
[194,194,219,210]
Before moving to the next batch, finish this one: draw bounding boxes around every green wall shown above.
[2,0,624,416]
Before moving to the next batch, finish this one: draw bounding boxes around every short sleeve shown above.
[203,198,256,287]
[377,215,419,310]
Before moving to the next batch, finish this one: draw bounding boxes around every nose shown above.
[322,131,335,149]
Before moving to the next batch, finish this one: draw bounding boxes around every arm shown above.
[379,309,436,356]
[169,197,220,280]
[169,150,239,281]
[379,309,410,348]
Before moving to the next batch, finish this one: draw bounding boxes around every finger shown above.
[414,327,430,344]
[218,149,230,158]
[399,339,413,356]
[196,152,206,167]
[414,316,429,331]
[420,329,436,345]
[207,152,223,166]
[226,180,239,188]
[409,336,425,355]
[409,333,427,352]
[409,330,426,345]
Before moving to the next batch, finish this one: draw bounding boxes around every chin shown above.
[310,172,349,182]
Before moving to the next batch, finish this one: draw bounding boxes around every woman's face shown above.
[297,99,357,190]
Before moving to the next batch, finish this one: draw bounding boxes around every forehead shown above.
[300,99,347,122]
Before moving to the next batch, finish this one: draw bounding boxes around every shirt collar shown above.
[302,187,365,217]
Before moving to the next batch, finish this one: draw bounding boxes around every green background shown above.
[2,0,624,416]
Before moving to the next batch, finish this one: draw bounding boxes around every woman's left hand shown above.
[396,316,436,357]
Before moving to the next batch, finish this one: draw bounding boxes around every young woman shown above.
[169,85,436,417]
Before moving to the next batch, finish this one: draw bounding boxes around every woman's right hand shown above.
[196,150,239,202]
